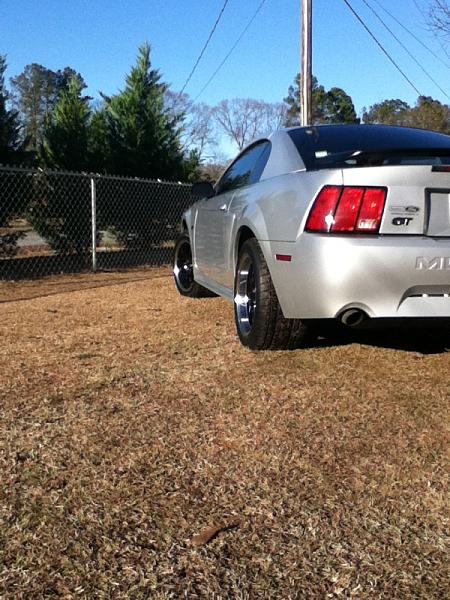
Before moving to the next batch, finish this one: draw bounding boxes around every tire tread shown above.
[235,238,310,350]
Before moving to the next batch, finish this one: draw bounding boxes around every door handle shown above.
[219,204,227,211]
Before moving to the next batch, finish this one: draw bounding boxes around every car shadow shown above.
[310,321,450,355]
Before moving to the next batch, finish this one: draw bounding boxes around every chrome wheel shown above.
[235,253,257,336]
[174,237,194,293]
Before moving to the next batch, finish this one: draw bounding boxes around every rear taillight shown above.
[305,185,387,234]
[432,165,450,172]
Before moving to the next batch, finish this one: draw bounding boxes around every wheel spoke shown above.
[174,240,194,292]
[235,254,257,335]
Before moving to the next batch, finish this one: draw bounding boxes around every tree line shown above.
[2,42,449,181]
[0,39,449,257]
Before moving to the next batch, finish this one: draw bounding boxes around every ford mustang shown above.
[173,124,450,350]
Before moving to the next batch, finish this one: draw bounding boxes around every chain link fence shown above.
[0,165,195,280]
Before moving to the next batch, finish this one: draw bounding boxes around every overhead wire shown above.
[193,0,268,102]
[178,0,230,97]
[371,0,450,70]
[363,0,449,100]
[341,0,423,97]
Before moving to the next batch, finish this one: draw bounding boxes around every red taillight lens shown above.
[304,186,341,232]
[432,165,450,172]
[333,187,365,231]
[356,188,386,232]
[305,185,386,234]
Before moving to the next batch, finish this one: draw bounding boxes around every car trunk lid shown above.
[341,165,450,236]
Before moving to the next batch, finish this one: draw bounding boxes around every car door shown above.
[194,141,272,291]
[194,188,235,288]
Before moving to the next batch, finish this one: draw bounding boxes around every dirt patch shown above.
[0,272,449,598]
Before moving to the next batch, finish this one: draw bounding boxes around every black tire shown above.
[173,233,216,298]
[234,238,311,350]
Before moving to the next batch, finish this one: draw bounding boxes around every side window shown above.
[250,142,271,184]
[216,141,271,194]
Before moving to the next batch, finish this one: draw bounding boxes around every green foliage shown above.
[10,63,86,153]
[409,96,450,133]
[88,108,110,173]
[363,96,450,133]
[26,171,92,256]
[284,75,359,126]
[40,77,91,171]
[324,87,359,124]
[97,43,198,181]
[88,43,199,247]
[362,99,412,126]
[27,78,92,254]
[0,55,28,256]
[0,55,24,166]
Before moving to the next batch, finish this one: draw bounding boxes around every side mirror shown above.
[192,181,215,199]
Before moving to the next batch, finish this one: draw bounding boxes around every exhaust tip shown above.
[339,308,368,327]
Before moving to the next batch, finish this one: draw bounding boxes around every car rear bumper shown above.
[261,235,450,319]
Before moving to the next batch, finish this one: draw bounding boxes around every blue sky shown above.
[1,1,448,119]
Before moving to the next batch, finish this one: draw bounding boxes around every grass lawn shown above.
[1,270,449,598]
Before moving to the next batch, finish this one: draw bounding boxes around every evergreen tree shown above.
[0,55,28,256]
[284,75,359,125]
[0,55,24,165]
[324,88,359,124]
[40,76,91,170]
[408,96,450,133]
[11,63,86,153]
[363,96,449,133]
[88,107,109,173]
[362,99,412,126]
[28,77,93,255]
[101,43,196,180]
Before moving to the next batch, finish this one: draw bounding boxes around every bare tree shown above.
[213,98,287,151]
[165,90,217,160]
[425,0,450,53]
[184,102,217,159]
[428,0,450,34]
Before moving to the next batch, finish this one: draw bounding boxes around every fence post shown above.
[90,176,97,272]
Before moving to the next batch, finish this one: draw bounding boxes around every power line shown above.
[193,0,268,102]
[363,0,449,100]
[178,0,230,97]
[341,0,423,97]
[372,0,450,70]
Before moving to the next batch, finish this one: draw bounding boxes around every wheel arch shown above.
[235,226,256,265]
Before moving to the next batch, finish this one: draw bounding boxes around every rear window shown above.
[288,125,450,170]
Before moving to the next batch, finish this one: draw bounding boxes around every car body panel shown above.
[182,125,450,322]
[260,236,450,318]
[193,189,235,286]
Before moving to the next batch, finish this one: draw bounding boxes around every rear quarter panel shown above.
[231,170,343,245]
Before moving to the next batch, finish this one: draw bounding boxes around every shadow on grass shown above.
[0,247,174,280]
[312,319,450,355]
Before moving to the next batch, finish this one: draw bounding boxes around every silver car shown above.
[174,124,450,350]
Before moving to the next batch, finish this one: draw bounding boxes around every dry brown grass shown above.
[0,270,449,599]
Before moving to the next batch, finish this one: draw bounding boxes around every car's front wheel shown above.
[173,233,215,298]
[234,238,310,350]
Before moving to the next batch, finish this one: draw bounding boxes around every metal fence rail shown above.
[0,166,195,280]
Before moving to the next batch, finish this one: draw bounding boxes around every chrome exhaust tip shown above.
[339,308,368,328]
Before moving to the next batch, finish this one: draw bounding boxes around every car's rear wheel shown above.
[173,233,216,298]
[234,238,310,350]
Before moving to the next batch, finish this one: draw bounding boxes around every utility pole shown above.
[301,0,312,126]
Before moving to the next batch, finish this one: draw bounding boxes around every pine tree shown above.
[27,77,93,255]
[284,75,359,126]
[40,76,91,170]
[0,55,28,256]
[102,43,195,180]
[11,63,86,154]
[0,55,23,165]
